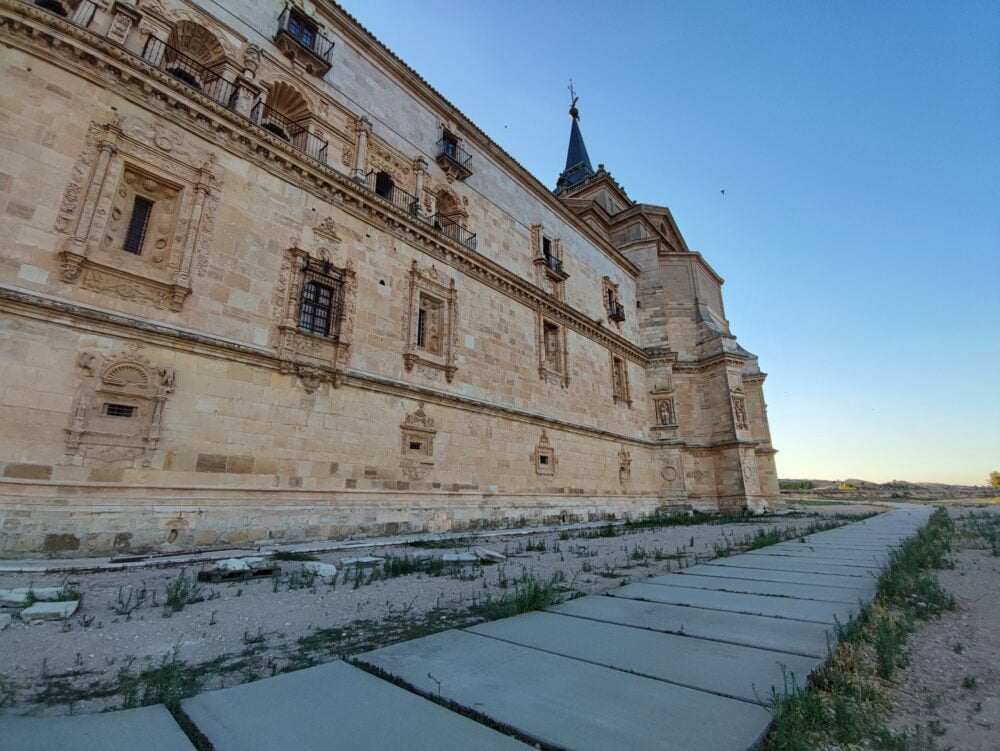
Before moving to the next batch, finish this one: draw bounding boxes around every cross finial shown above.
[568,79,579,119]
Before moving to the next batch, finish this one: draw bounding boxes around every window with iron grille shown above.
[298,259,345,338]
[104,403,136,418]
[122,196,154,255]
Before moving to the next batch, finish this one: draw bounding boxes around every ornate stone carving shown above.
[400,403,437,480]
[56,118,220,313]
[732,395,749,430]
[654,397,677,427]
[402,261,458,382]
[536,313,569,387]
[270,247,356,390]
[534,430,555,476]
[65,345,175,468]
[611,353,631,406]
[618,446,632,490]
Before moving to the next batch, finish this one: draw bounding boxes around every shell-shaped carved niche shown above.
[168,21,227,68]
[268,81,312,123]
[102,363,151,388]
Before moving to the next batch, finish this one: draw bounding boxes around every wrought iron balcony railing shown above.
[364,171,420,216]
[607,300,626,323]
[276,6,334,73]
[250,101,329,164]
[141,36,236,109]
[432,213,477,251]
[435,137,473,180]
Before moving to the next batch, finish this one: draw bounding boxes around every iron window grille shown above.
[104,403,136,418]
[607,299,626,323]
[298,259,346,338]
[436,136,472,169]
[122,196,154,255]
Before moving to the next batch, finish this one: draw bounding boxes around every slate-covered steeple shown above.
[556,92,594,193]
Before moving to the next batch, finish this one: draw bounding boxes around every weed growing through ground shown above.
[162,570,206,615]
[763,509,955,751]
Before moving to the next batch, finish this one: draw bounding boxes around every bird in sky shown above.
[720,189,726,196]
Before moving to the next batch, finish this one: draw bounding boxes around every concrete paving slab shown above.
[181,660,529,751]
[741,550,884,567]
[649,572,871,603]
[467,610,820,704]
[549,594,835,657]
[767,543,890,556]
[706,555,879,577]
[357,628,772,751]
[0,705,195,751]
[609,582,856,624]
[681,564,878,590]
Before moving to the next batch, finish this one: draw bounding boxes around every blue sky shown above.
[343,1,1000,485]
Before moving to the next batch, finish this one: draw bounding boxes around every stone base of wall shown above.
[0,480,717,558]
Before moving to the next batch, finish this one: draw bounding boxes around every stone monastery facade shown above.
[0,0,779,556]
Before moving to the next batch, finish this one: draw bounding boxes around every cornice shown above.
[0,284,658,447]
[0,2,647,366]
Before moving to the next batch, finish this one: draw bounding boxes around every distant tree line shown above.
[779,480,814,490]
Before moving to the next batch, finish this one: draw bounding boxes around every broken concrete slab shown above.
[474,547,506,562]
[548,594,834,657]
[467,610,820,704]
[339,556,382,568]
[181,659,529,751]
[649,572,870,603]
[680,564,876,590]
[356,628,772,751]
[302,562,337,578]
[21,600,79,623]
[215,557,264,572]
[608,582,856,625]
[0,586,68,607]
[442,552,479,564]
[0,704,195,750]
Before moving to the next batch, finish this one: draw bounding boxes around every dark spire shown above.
[556,83,594,192]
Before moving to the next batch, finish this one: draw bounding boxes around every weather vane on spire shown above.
[568,79,579,120]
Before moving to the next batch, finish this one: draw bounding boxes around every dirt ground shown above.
[887,506,1000,750]
[0,510,866,716]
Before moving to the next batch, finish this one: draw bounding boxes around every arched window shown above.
[253,82,328,162]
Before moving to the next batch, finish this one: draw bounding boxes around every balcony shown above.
[435,137,473,181]
[536,253,570,281]
[274,7,334,77]
[141,36,236,109]
[364,171,420,217]
[251,102,329,164]
[432,213,477,251]
[607,300,626,323]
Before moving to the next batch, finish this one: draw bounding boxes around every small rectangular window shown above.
[441,131,458,157]
[122,196,154,255]
[104,403,136,418]
[409,441,422,451]
[416,308,427,348]
[539,455,549,465]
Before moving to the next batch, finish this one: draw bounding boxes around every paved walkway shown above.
[0,506,932,750]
